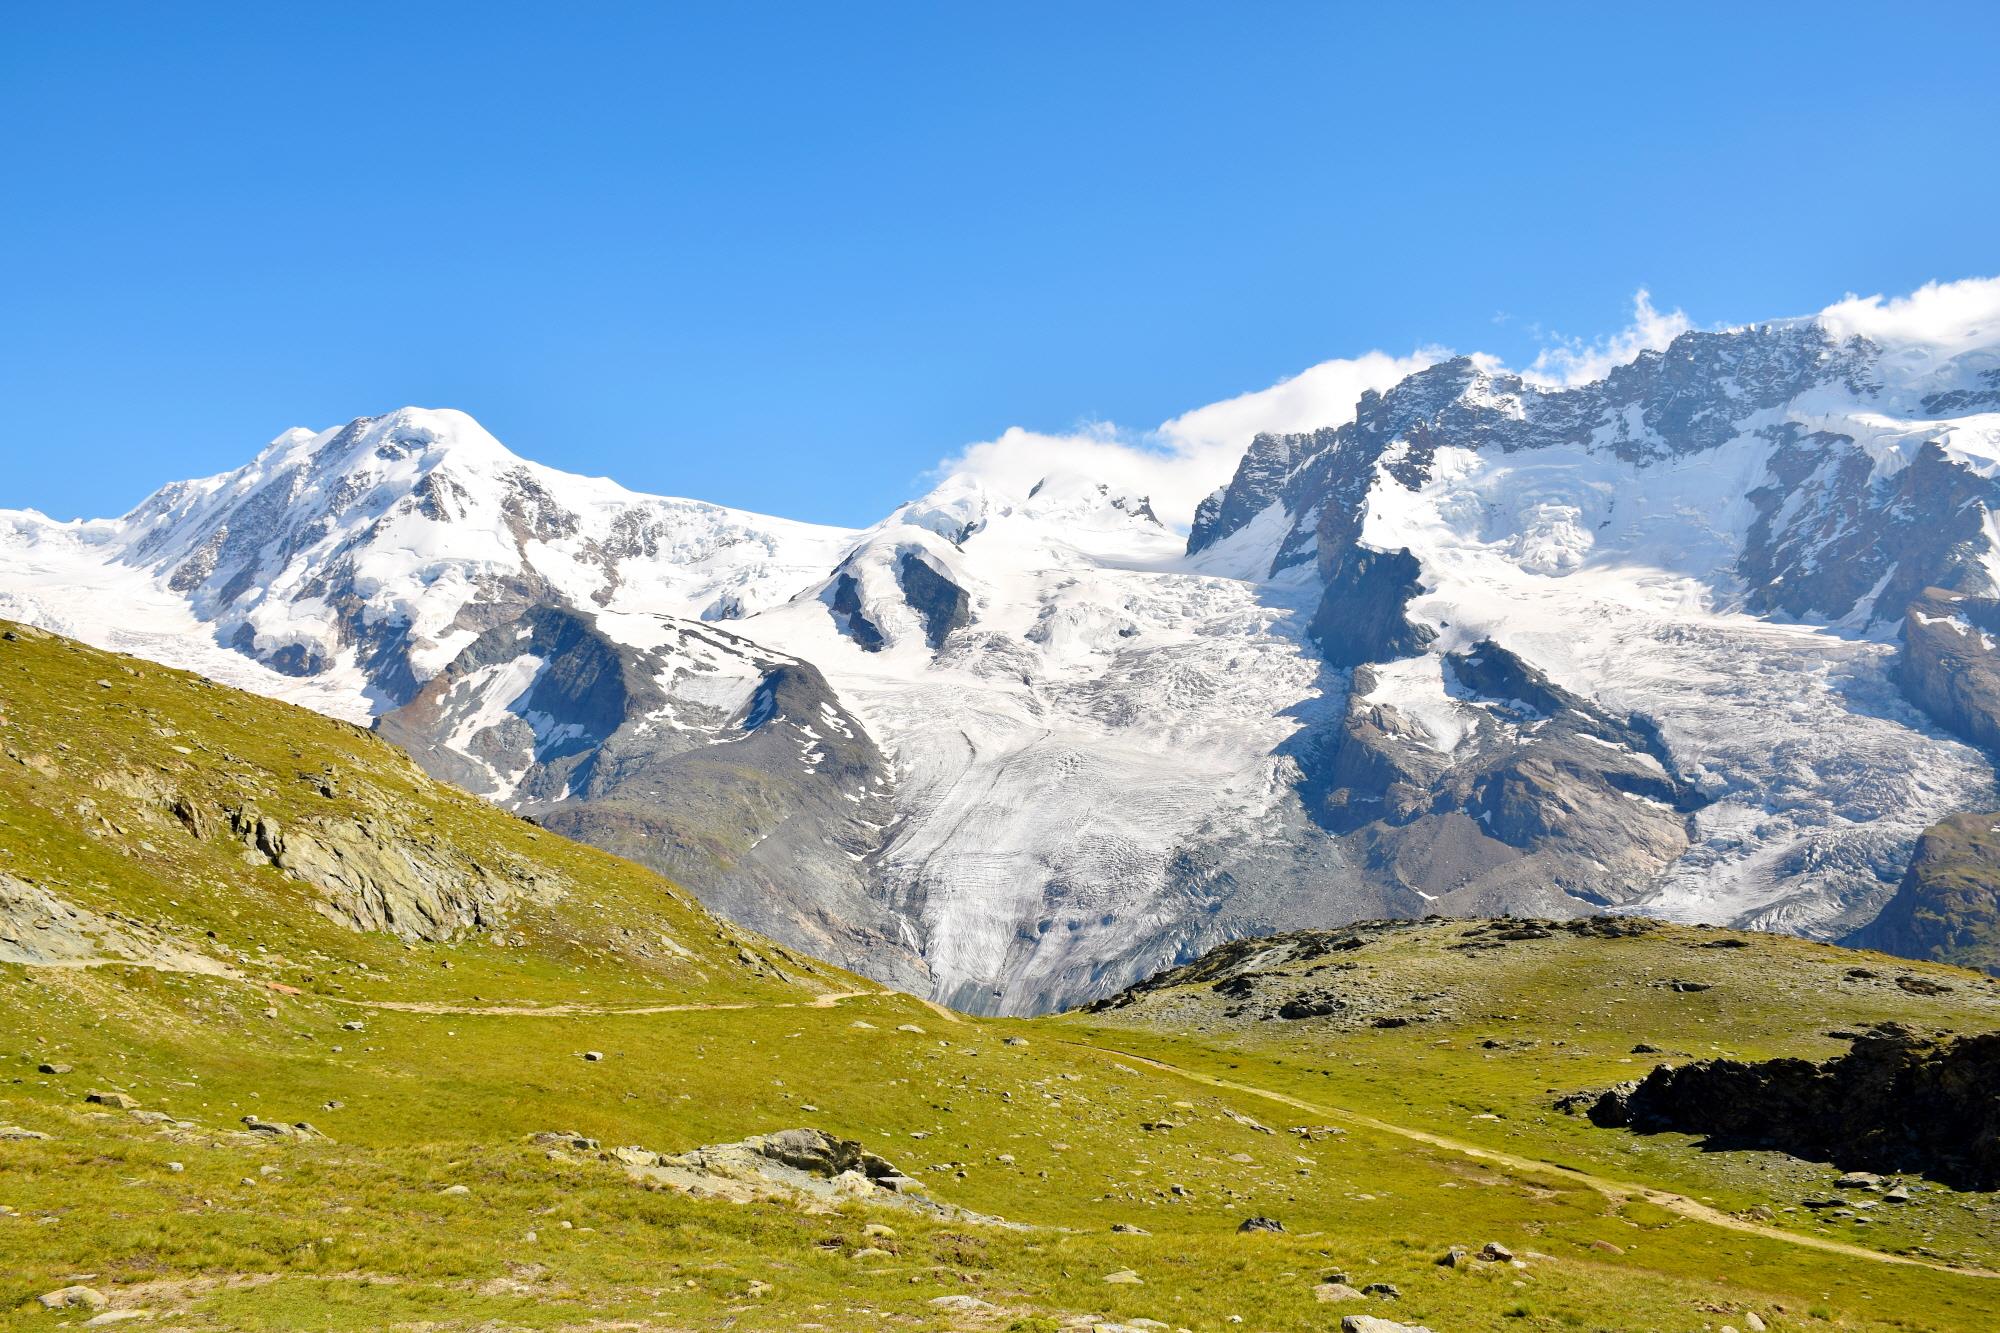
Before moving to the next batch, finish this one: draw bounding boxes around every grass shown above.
[5,620,2000,1330]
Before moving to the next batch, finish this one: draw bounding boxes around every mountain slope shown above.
[5,280,2000,1010]
[6,622,2000,1331]
[1190,306,2000,940]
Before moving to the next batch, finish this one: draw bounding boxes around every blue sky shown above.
[4,3,1998,525]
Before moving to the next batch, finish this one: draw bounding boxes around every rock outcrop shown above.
[603,1127,1008,1224]
[1582,1024,2000,1189]
[1898,588,2000,755]
[0,872,227,972]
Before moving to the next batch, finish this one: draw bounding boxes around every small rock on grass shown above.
[1238,1215,1284,1234]
[1314,1282,1366,1302]
[440,1184,471,1197]
[1341,1317,1436,1333]
[929,1295,994,1312]
[1,1125,51,1141]
[38,1286,108,1310]
[1103,1268,1144,1284]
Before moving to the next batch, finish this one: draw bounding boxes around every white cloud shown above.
[932,349,1437,531]
[1523,288,1691,388]
[1155,349,1443,457]
[1817,275,2000,357]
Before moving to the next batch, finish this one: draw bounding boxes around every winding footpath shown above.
[1062,1038,2000,1281]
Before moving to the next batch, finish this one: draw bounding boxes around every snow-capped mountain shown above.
[5,278,2000,1013]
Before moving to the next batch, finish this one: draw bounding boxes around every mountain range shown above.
[6,277,2000,1013]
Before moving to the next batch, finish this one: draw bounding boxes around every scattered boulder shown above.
[37,1287,108,1311]
[1,1125,51,1141]
[1314,1282,1366,1302]
[1480,1240,1514,1261]
[1437,1245,1472,1267]
[1237,1216,1284,1234]
[1103,1269,1144,1284]
[929,1295,995,1312]
[1360,1282,1401,1298]
[617,1127,1006,1224]
[582,1051,604,1062]
[85,1090,137,1110]
[37,1062,71,1075]
[1341,1317,1435,1333]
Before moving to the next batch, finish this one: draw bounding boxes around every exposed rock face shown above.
[1898,588,2000,755]
[0,872,225,972]
[1188,430,1316,558]
[1583,1024,2000,1189]
[1845,811,2000,976]
[827,571,886,652]
[1742,437,1999,623]
[379,604,920,988]
[1308,546,1432,667]
[1292,643,1701,914]
[894,551,972,650]
[205,787,566,941]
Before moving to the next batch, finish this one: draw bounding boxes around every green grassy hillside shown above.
[5,622,2000,1331]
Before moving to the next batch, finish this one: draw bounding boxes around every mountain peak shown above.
[260,407,523,481]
